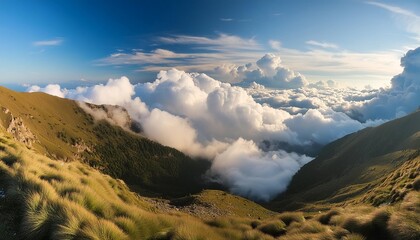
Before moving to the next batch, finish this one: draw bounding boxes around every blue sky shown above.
[1,0,420,88]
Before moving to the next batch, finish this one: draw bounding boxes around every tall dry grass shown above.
[0,133,419,240]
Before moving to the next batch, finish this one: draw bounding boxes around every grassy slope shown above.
[0,86,418,239]
[0,132,418,239]
[0,86,209,196]
[168,189,276,219]
[0,132,231,239]
[272,110,420,211]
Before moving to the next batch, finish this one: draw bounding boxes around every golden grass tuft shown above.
[343,233,366,240]
[387,192,420,240]
[315,209,341,224]
[277,211,305,226]
[0,132,419,240]
[257,220,286,237]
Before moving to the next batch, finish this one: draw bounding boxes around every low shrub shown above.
[316,209,341,224]
[257,220,286,237]
[277,211,305,225]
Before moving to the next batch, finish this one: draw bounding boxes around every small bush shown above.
[257,220,286,237]
[277,212,305,225]
[50,209,81,239]
[316,209,341,224]
[388,192,420,240]
[370,208,391,230]
[331,226,349,239]
[21,192,54,240]
[344,233,366,240]
[341,217,368,235]
[250,220,261,229]
[412,177,420,190]
[341,208,392,239]
[206,218,231,228]
[388,211,420,240]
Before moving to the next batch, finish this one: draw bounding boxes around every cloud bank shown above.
[27,48,420,201]
[352,47,420,121]
[98,33,402,87]
[214,53,308,89]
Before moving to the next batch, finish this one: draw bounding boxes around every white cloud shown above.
[269,40,282,50]
[95,33,404,87]
[210,138,312,201]
[27,67,379,201]
[274,47,402,86]
[367,2,419,19]
[27,84,66,98]
[97,49,186,66]
[354,47,420,120]
[158,33,262,51]
[215,53,308,89]
[78,102,133,130]
[99,35,402,87]
[33,38,63,46]
[220,18,233,22]
[96,35,264,73]
[306,40,339,49]
[28,47,420,201]
[367,2,420,41]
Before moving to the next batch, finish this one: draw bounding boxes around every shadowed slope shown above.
[0,86,209,196]
[273,110,420,210]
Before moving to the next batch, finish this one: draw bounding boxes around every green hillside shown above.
[273,110,420,211]
[0,87,209,196]
[0,86,419,239]
[0,131,418,239]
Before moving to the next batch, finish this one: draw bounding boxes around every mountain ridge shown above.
[0,86,419,239]
[272,110,420,210]
[0,86,210,197]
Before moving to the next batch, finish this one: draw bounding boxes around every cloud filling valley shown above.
[27,47,420,201]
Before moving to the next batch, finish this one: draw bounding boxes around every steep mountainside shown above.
[0,87,209,196]
[0,127,418,240]
[0,86,419,239]
[273,110,420,210]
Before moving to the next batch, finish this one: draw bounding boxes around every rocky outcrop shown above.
[72,140,93,161]
[2,107,38,148]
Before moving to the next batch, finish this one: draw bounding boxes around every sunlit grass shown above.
[0,133,419,239]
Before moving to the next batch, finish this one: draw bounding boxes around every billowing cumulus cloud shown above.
[28,84,66,98]
[27,48,420,201]
[210,138,312,201]
[26,71,369,201]
[353,47,420,121]
[213,53,308,89]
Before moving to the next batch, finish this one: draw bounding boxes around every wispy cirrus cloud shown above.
[367,2,418,18]
[158,33,262,51]
[220,18,233,22]
[96,33,403,87]
[97,34,265,71]
[367,1,420,41]
[33,38,64,46]
[268,40,282,50]
[306,40,339,49]
[97,49,264,73]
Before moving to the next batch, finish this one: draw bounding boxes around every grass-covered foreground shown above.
[0,132,419,239]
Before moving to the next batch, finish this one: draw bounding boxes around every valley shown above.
[0,87,418,239]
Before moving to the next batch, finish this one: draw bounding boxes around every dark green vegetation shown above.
[0,87,418,239]
[0,87,209,197]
